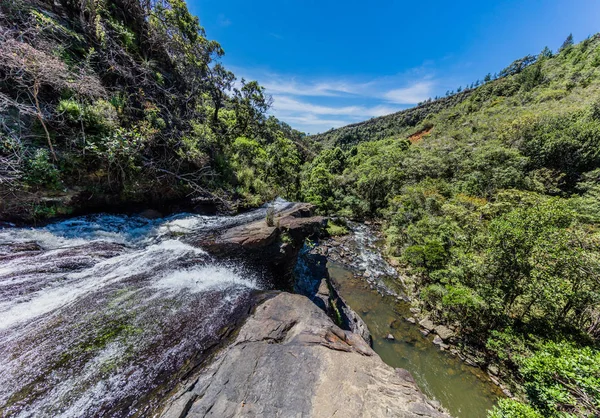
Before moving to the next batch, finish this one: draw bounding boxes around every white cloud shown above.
[383,81,435,104]
[261,79,362,97]
[229,66,439,133]
[272,96,398,118]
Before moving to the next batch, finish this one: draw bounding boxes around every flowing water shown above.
[326,224,504,418]
[1,203,502,418]
[0,200,293,417]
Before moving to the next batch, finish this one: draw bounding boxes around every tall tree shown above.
[559,33,574,52]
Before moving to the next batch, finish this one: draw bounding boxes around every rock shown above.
[432,336,449,350]
[502,387,513,397]
[139,209,163,219]
[409,307,421,314]
[420,329,430,337]
[488,364,500,376]
[434,325,455,341]
[161,293,450,418]
[193,203,325,290]
[406,317,416,324]
[386,333,395,340]
[419,317,436,331]
[390,319,402,329]
[464,357,478,367]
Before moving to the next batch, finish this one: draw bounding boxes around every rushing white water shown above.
[0,201,291,417]
[337,222,402,297]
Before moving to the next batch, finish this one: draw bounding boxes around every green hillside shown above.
[2,0,599,415]
[302,35,600,417]
[0,0,312,221]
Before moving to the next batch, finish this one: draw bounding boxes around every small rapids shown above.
[0,200,292,417]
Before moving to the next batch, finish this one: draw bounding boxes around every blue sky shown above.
[188,0,600,134]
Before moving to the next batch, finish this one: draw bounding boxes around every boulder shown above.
[194,203,326,290]
[161,293,450,418]
[419,317,436,331]
[434,325,455,341]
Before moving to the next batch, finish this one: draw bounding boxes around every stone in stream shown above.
[432,336,449,350]
[390,319,402,329]
[386,333,395,340]
[434,325,455,341]
[161,293,450,418]
[419,317,436,332]
[406,317,416,324]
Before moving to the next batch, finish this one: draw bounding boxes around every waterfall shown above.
[0,202,291,417]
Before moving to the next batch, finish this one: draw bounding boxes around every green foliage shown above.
[488,399,543,418]
[24,149,61,189]
[57,99,83,122]
[519,342,600,417]
[1,0,312,219]
[303,34,600,417]
[265,206,275,227]
[326,219,349,236]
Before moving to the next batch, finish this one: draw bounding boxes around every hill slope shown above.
[0,0,312,222]
[301,35,600,418]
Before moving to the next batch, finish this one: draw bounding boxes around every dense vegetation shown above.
[302,35,600,417]
[0,0,313,221]
[2,0,599,415]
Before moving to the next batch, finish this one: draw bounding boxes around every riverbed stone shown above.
[419,317,436,331]
[434,325,455,341]
[161,293,451,418]
[488,364,500,376]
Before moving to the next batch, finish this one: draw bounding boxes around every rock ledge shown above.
[161,293,450,418]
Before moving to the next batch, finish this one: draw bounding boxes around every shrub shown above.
[57,99,83,122]
[265,206,275,227]
[84,100,119,132]
[487,399,543,418]
[24,149,61,189]
[326,219,349,236]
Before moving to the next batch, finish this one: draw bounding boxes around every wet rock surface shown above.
[161,293,451,418]
[193,203,325,290]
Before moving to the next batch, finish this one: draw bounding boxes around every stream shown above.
[0,203,501,417]
[0,201,292,417]
[323,223,503,417]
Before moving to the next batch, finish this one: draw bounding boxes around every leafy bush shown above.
[488,399,543,418]
[24,149,61,189]
[326,219,349,236]
[519,342,600,417]
[57,99,83,122]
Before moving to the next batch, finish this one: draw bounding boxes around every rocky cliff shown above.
[161,293,451,418]
[193,203,326,290]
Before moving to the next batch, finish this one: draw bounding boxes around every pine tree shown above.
[559,33,574,52]
[540,46,553,59]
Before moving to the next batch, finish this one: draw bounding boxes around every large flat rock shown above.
[194,203,326,290]
[161,293,450,418]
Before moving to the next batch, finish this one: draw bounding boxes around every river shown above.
[0,201,293,417]
[322,223,503,417]
[0,205,501,417]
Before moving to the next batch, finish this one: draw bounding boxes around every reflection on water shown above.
[329,261,503,418]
